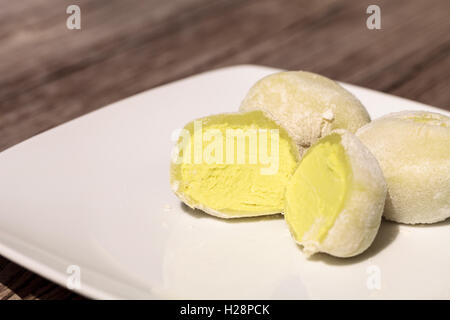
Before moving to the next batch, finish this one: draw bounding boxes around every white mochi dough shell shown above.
[356,111,450,224]
[240,71,371,155]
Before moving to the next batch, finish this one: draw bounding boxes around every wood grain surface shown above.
[0,0,449,299]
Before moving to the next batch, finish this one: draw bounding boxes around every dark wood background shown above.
[0,0,449,299]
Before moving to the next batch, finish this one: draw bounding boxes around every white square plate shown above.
[0,65,448,299]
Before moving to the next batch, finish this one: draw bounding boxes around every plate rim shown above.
[0,64,448,300]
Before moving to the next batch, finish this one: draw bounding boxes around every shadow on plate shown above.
[309,216,449,265]
[305,219,400,266]
[180,202,448,265]
[180,202,283,223]
[181,202,399,263]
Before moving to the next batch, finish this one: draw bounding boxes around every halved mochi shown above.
[170,110,300,218]
[240,71,370,155]
[285,130,387,258]
[356,111,450,224]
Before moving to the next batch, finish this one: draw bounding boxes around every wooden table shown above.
[0,0,449,299]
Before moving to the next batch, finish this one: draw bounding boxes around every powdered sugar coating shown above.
[240,71,370,156]
[356,111,450,224]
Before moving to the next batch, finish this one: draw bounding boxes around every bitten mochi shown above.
[170,111,300,218]
[285,130,387,258]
